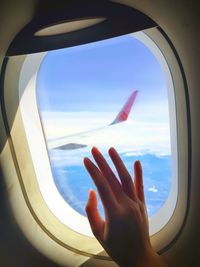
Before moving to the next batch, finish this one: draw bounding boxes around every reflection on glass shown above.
[36,34,172,219]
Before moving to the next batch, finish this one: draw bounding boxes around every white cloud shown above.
[148,186,158,193]
[42,111,172,167]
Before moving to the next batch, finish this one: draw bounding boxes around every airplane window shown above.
[36,33,172,222]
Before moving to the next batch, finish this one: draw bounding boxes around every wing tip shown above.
[110,89,138,125]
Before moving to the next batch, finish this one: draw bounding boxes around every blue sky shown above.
[36,33,171,158]
[37,34,168,113]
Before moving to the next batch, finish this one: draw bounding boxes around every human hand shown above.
[84,147,168,267]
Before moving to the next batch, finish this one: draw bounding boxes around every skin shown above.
[83,147,168,267]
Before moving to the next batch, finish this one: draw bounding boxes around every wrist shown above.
[140,250,168,267]
[120,248,168,267]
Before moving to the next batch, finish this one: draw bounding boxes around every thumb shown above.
[85,189,105,240]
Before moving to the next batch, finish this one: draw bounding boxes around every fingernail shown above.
[91,146,98,153]
[83,157,90,165]
[135,160,141,169]
[108,147,115,154]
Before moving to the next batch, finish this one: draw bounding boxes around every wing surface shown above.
[48,90,138,150]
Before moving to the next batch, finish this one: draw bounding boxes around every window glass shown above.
[36,34,172,219]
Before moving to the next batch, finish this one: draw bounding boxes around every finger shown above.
[134,161,145,204]
[84,157,117,211]
[109,147,137,201]
[91,147,123,199]
[85,189,105,240]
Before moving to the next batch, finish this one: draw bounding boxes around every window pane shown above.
[36,33,172,219]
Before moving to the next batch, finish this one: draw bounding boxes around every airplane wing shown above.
[52,143,87,150]
[48,90,138,150]
[110,90,138,125]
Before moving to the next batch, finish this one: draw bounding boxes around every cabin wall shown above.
[0,1,199,266]
[0,1,55,266]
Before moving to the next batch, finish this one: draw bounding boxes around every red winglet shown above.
[110,90,138,125]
